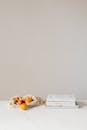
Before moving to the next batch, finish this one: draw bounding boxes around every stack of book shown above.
[46,95,78,108]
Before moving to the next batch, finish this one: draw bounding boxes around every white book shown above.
[47,104,79,109]
[47,94,76,102]
[46,101,76,107]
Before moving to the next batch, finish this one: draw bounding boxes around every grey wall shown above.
[0,0,87,99]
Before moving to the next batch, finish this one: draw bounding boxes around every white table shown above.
[0,101,87,130]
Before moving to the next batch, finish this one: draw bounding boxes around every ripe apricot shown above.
[20,103,28,110]
[18,100,24,105]
[25,97,33,105]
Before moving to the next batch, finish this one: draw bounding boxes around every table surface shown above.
[0,101,87,130]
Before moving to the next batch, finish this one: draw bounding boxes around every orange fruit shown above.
[18,100,25,105]
[25,97,33,105]
[20,103,28,110]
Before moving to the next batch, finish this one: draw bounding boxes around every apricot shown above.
[20,103,28,110]
[18,100,24,105]
[25,97,33,105]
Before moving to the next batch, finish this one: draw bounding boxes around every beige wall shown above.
[0,0,87,99]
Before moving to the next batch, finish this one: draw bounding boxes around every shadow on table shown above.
[78,101,87,108]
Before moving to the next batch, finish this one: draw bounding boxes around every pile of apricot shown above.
[10,96,34,110]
